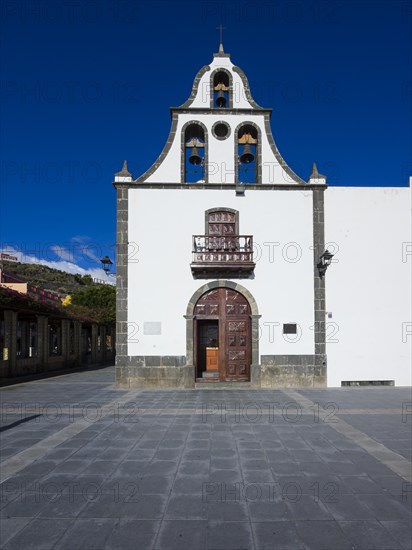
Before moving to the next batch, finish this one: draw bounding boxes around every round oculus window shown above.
[212,122,231,140]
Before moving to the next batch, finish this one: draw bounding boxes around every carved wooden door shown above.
[195,288,251,381]
[224,289,250,381]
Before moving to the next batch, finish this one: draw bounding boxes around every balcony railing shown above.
[191,235,255,278]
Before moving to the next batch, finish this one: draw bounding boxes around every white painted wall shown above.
[127,188,315,358]
[325,186,412,387]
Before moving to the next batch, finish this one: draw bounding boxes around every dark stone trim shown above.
[171,107,272,116]
[204,207,239,234]
[134,113,179,184]
[116,182,327,191]
[115,185,128,367]
[186,280,259,317]
[181,120,209,184]
[234,121,262,184]
[213,52,231,58]
[191,268,255,280]
[232,66,264,110]
[179,65,211,108]
[262,355,316,366]
[185,281,261,386]
[116,362,194,389]
[123,355,186,367]
[209,67,233,109]
[211,121,231,141]
[260,355,326,387]
[263,113,307,185]
[312,188,327,384]
[250,314,261,387]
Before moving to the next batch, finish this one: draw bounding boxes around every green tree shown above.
[82,274,94,286]
[70,284,115,323]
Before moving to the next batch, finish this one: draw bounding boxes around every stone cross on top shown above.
[216,24,226,52]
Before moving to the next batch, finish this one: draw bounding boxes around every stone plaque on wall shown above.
[143,322,162,335]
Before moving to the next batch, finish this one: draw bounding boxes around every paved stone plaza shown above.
[0,367,411,549]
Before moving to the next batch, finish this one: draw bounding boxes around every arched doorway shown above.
[194,287,251,382]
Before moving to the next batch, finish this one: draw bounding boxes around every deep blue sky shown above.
[1,0,411,275]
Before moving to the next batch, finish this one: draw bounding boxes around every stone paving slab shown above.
[0,367,411,549]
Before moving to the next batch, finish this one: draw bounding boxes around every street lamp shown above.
[100,256,113,274]
[317,249,334,278]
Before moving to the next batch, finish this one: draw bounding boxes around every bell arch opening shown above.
[182,122,208,183]
[211,69,232,109]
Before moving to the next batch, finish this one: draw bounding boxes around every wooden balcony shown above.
[191,235,255,278]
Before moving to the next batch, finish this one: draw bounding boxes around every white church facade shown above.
[114,45,411,388]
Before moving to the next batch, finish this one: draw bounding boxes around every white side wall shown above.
[128,188,315,358]
[325,186,412,386]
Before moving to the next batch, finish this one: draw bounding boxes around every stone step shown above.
[195,381,252,389]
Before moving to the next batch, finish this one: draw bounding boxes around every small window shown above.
[283,323,297,334]
[212,121,230,140]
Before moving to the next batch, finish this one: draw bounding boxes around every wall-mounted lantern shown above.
[100,256,113,274]
[317,249,334,278]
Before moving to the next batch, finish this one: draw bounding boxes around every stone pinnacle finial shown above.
[309,162,325,180]
[311,162,319,178]
[115,160,132,177]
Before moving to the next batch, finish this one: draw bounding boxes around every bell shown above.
[216,90,226,107]
[240,143,254,164]
[189,146,202,165]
